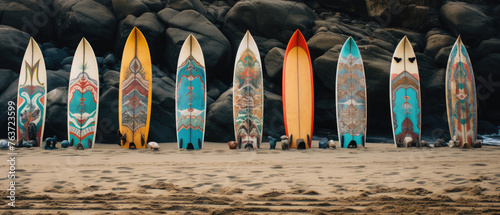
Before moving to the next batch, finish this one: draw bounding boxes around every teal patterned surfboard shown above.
[389,36,421,147]
[175,35,206,150]
[68,38,99,149]
[336,37,367,148]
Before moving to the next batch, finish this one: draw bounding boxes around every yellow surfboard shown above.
[282,30,314,149]
[118,27,152,149]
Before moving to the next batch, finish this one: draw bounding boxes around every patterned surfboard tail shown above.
[445,35,477,147]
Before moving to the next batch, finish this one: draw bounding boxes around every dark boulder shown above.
[205,88,233,142]
[43,48,69,70]
[0,25,30,72]
[165,0,207,17]
[115,13,166,64]
[440,1,496,45]
[162,10,231,81]
[0,0,55,41]
[54,0,117,55]
[424,28,456,58]
[264,47,285,83]
[223,0,316,44]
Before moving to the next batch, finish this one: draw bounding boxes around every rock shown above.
[317,0,366,16]
[386,28,424,52]
[111,0,150,20]
[435,46,453,67]
[0,0,55,41]
[96,84,120,144]
[54,0,117,55]
[163,10,231,81]
[205,89,233,142]
[61,56,73,66]
[205,1,232,27]
[44,105,67,140]
[103,53,117,67]
[47,70,70,92]
[0,25,30,71]
[115,13,166,64]
[165,0,207,17]
[424,28,456,58]
[400,5,440,31]
[263,91,285,138]
[440,1,496,45]
[207,79,228,101]
[223,0,316,44]
[307,31,346,56]
[264,47,285,83]
[473,38,500,59]
[43,48,69,70]
[0,69,18,93]
[47,87,68,106]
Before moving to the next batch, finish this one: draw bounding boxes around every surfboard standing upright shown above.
[176,35,206,150]
[233,31,264,149]
[336,37,367,148]
[68,38,99,149]
[445,36,477,147]
[389,36,421,147]
[17,38,47,147]
[118,27,152,149]
[282,29,314,149]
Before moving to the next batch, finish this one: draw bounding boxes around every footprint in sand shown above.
[116,167,134,170]
[117,182,129,185]
[359,178,368,182]
[271,165,283,169]
[112,187,127,191]
[470,163,487,167]
[102,170,112,174]
[83,185,101,192]
[79,170,99,173]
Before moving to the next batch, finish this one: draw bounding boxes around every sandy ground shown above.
[0,141,499,214]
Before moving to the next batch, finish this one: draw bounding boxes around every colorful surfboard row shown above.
[15,28,477,149]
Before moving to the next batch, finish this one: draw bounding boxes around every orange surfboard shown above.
[118,27,152,149]
[282,29,314,149]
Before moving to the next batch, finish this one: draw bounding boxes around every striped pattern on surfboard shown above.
[118,27,152,149]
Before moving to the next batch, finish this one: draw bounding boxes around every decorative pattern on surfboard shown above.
[176,35,206,150]
[17,37,47,147]
[390,36,421,147]
[233,31,264,149]
[68,38,99,149]
[445,36,477,147]
[336,37,367,148]
[119,27,152,149]
[282,29,314,149]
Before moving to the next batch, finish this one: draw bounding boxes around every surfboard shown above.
[17,37,47,147]
[67,38,99,149]
[176,34,206,150]
[445,36,477,147]
[389,36,421,147]
[233,31,264,149]
[336,37,367,148]
[118,27,152,149]
[282,29,314,149]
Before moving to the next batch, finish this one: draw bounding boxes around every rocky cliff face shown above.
[0,0,499,144]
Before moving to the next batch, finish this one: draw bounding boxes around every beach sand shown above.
[1,142,499,214]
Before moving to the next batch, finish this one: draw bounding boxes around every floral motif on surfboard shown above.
[233,49,263,148]
[176,56,206,150]
[68,64,98,148]
[446,40,477,147]
[121,57,149,137]
[391,71,421,146]
[17,60,45,145]
[337,43,366,148]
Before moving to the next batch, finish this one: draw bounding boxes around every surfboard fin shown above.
[180,139,183,149]
[198,138,202,149]
[307,134,311,148]
[129,142,137,149]
[257,134,260,149]
[70,139,74,147]
[394,57,402,63]
[88,138,92,149]
[289,134,293,148]
[238,136,242,149]
[141,134,145,147]
[187,143,194,150]
[408,57,416,63]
